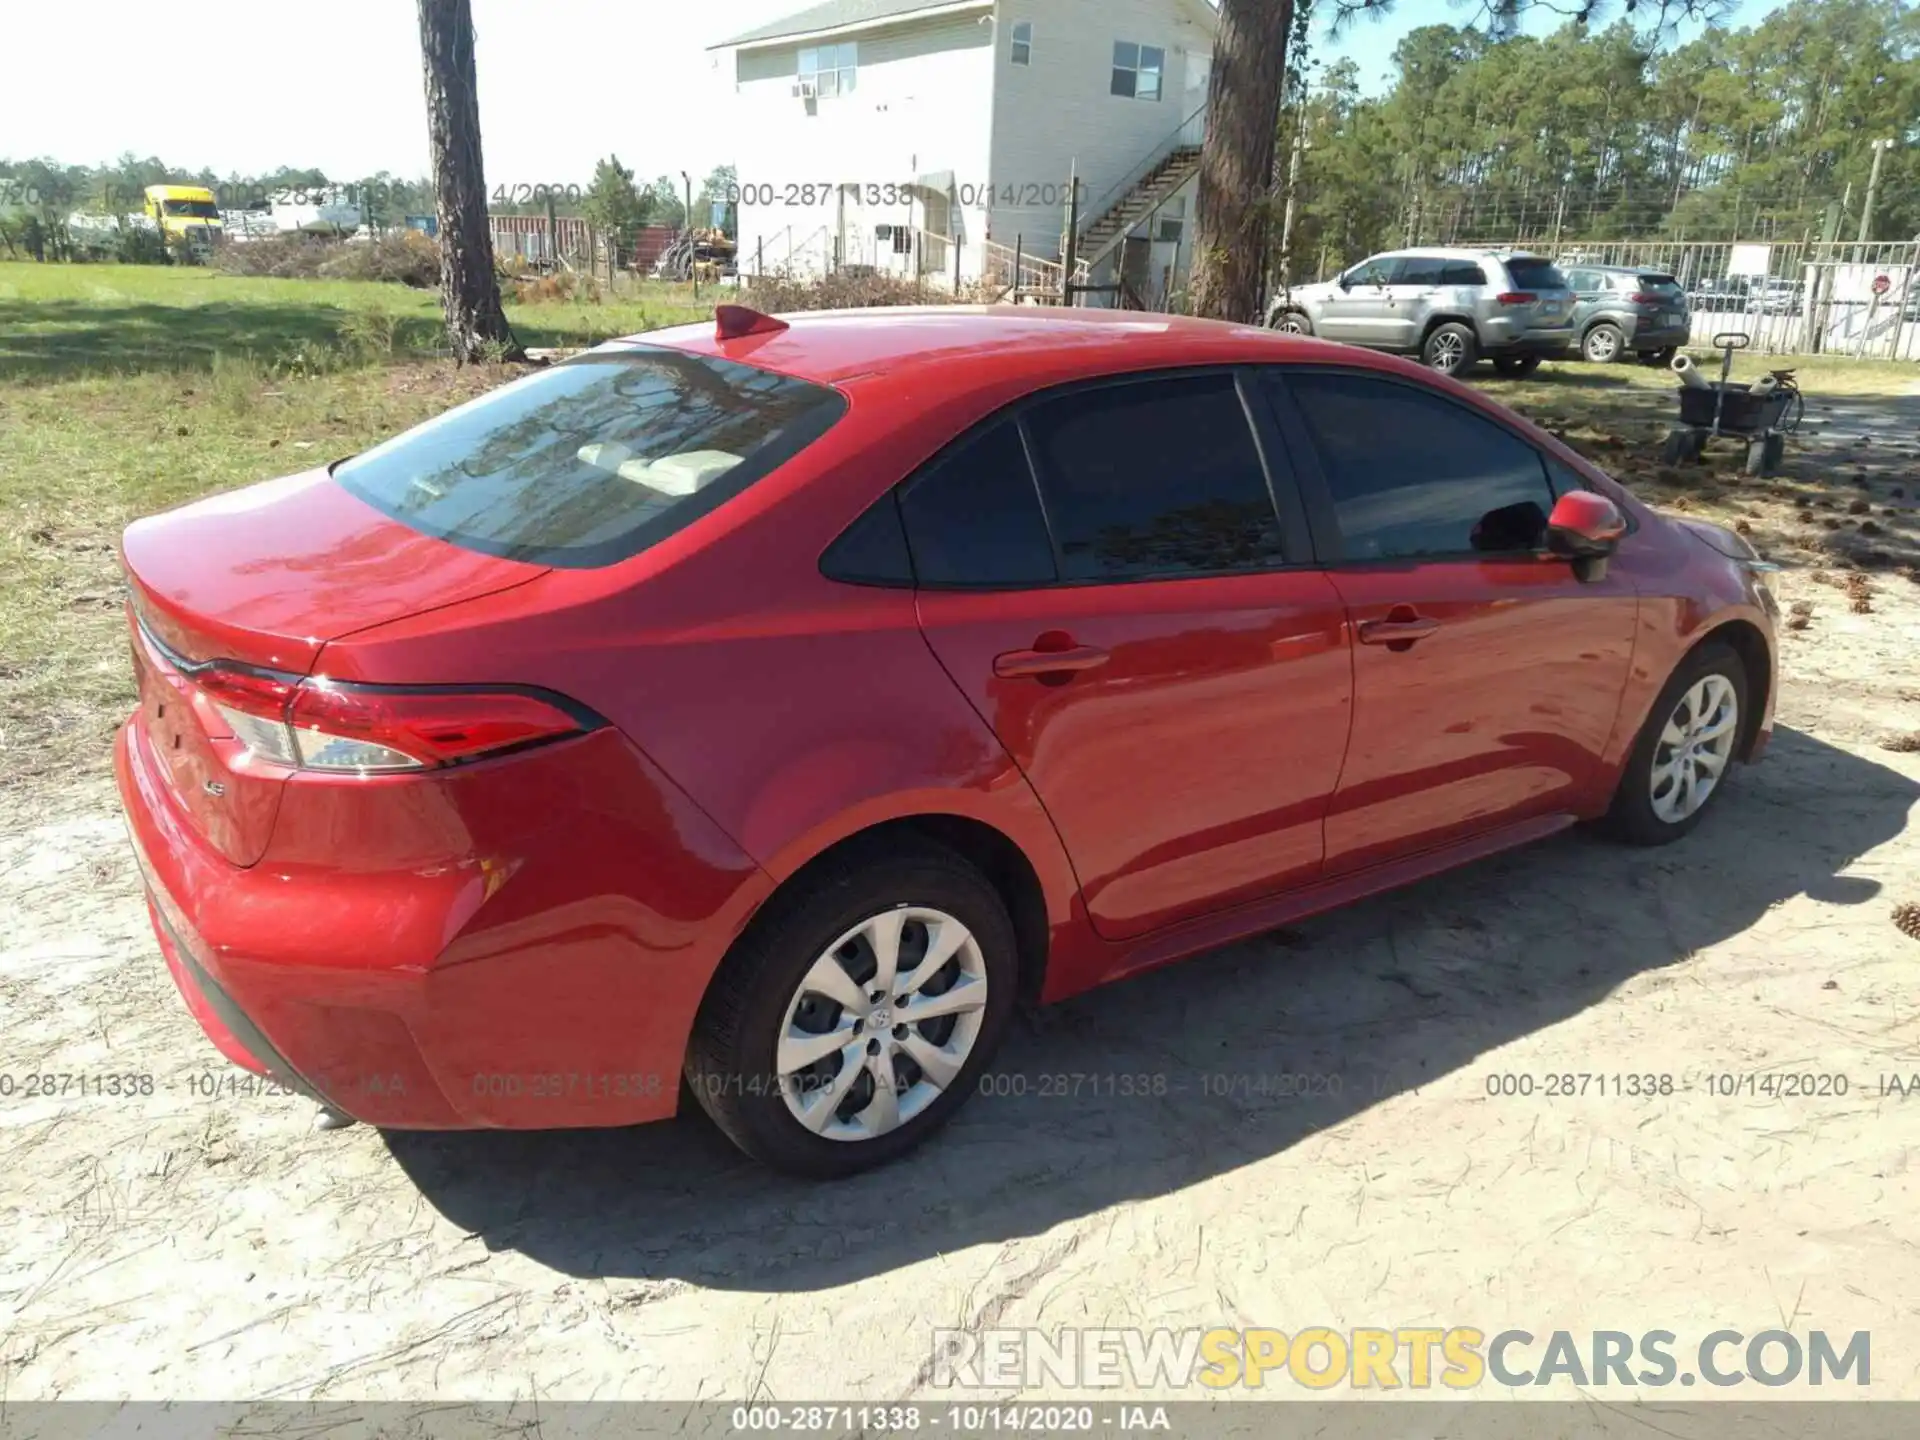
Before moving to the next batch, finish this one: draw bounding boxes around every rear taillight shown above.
[194,661,592,774]
[1495,292,1538,306]
[1628,292,1665,306]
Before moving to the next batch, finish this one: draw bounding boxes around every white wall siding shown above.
[725,10,996,282]
[986,0,1213,259]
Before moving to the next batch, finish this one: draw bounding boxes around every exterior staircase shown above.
[1074,103,1208,274]
[1077,145,1202,270]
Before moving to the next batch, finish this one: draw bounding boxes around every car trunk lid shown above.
[1502,256,1575,330]
[121,466,548,866]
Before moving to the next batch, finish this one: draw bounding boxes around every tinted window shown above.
[1440,262,1487,286]
[1397,256,1448,286]
[333,349,845,568]
[1023,374,1284,581]
[899,421,1056,587]
[1504,256,1569,291]
[821,492,913,585]
[1284,372,1556,560]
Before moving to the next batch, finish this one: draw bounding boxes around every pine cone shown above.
[1851,596,1873,614]
[1895,903,1920,942]
[1786,613,1810,631]
[1881,733,1920,753]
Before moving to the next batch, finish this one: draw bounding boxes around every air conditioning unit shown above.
[792,79,818,99]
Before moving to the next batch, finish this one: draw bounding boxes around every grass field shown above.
[2,259,1917,799]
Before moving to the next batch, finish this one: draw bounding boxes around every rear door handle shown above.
[993,644,1111,679]
[1357,616,1440,647]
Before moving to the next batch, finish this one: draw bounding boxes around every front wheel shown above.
[1422,322,1477,375]
[1598,642,1748,846]
[684,842,1019,1177]
[1269,309,1313,336]
[1492,355,1542,378]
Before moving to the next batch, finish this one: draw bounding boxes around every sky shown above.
[0,0,1790,191]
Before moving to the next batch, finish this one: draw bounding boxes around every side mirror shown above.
[1337,273,1352,290]
[1546,490,1626,582]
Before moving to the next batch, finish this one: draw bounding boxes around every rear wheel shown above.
[1599,642,1747,846]
[1492,355,1542,378]
[685,841,1018,1178]
[1582,322,1625,364]
[1422,322,1477,375]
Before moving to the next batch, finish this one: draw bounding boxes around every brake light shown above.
[1628,292,1665,306]
[192,661,592,774]
[1495,292,1537,305]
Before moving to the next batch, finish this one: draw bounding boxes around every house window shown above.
[1010,21,1032,65]
[1111,41,1164,100]
[799,41,857,98]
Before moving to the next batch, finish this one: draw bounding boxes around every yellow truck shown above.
[143,184,223,250]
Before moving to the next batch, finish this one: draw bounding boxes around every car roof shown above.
[614,305,1369,387]
[1369,247,1546,262]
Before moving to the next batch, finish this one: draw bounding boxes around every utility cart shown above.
[1661,331,1804,476]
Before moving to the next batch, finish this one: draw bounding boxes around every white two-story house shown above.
[711,0,1216,305]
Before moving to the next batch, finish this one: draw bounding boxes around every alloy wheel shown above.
[1585,325,1621,363]
[1428,331,1466,371]
[1649,674,1739,824]
[775,906,989,1142]
[1276,314,1309,335]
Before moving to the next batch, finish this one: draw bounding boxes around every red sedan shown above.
[116,305,1778,1177]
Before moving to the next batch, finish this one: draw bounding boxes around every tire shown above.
[1269,309,1313,336]
[684,840,1019,1178]
[1492,355,1541,377]
[1598,641,1749,847]
[1640,346,1677,367]
[1582,322,1625,364]
[1422,322,1477,375]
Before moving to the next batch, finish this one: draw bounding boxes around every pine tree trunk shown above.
[417,0,522,364]
[1189,0,1294,323]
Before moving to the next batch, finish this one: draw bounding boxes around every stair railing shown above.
[1076,101,1208,241]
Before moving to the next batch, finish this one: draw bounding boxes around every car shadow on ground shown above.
[386,724,1915,1291]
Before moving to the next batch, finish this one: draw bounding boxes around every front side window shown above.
[1023,374,1283,581]
[799,41,857,97]
[1010,20,1032,64]
[1280,371,1557,561]
[163,199,220,219]
[1345,256,1402,287]
[1111,41,1164,100]
[333,348,846,569]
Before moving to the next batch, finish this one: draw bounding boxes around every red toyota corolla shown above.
[116,305,1778,1176]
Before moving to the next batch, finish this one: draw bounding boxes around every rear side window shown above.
[1397,256,1448,286]
[899,421,1056,587]
[1023,374,1284,581]
[1441,262,1487,286]
[332,347,845,569]
[1282,371,1556,561]
[1504,257,1570,291]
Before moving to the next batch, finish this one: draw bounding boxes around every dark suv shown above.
[1563,264,1693,364]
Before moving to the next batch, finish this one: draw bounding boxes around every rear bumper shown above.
[1626,320,1690,350]
[115,714,773,1130]
[1481,320,1573,357]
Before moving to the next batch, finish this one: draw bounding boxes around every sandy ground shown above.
[3,399,1919,1404]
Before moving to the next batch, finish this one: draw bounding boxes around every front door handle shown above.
[993,644,1111,679]
[1357,615,1440,648]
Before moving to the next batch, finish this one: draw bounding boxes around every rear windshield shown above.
[1504,257,1569,290]
[1637,273,1682,291]
[333,347,846,568]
